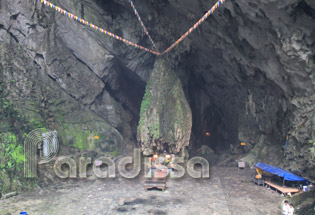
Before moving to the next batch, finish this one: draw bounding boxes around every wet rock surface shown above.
[137,58,192,155]
[0,167,283,215]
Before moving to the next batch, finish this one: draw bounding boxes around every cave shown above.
[0,0,314,214]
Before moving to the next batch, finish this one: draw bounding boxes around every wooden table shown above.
[144,167,167,191]
[252,177,265,186]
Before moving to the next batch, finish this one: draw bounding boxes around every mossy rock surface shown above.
[137,57,192,155]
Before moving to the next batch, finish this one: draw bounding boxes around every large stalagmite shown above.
[137,58,192,155]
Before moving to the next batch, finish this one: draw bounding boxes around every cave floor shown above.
[0,167,284,215]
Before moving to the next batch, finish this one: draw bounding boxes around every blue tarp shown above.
[254,162,309,183]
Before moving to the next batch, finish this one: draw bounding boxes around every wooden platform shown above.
[144,177,166,191]
[265,181,299,194]
[145,167,167,191]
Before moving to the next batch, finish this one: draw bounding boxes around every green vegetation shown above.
[74,130,90,151]
[0,64,40,193]
[58,123,104,151]
[154,120,160,139]
[29,118,45,129]
[0,73,20,132]
[109,146,119,157]
[137,82,152,132]
[0,133,25,193]
[0,133,24,169]
[172,82,188,132]
[148,119,160,139]
[136,58,192,153]
[60,124,90,151]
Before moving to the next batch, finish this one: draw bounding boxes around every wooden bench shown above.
[264,181,299,194]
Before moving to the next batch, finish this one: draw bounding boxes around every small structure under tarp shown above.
[254,162,309,195]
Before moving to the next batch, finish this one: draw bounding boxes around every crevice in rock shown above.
[296,0,315,19]
[94,0,122,19]
[0,25,20,43]
[35,53,44,60]
[10,13,19,20]
[100,62,146,141]
[70,51,102,80]
[80,3,84,19]
[8,31,19,43]
[14,28,27,38]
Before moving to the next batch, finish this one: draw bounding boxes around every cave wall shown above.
[0,0,152,156]
[164,0,315,178]
[0,0,314,182]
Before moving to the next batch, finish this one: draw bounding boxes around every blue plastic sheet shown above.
[254,162,308,182]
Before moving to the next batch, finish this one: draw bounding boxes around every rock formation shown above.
[137,58,192,155]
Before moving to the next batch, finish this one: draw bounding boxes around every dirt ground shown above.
[0,166,284,215]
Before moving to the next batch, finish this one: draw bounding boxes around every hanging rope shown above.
[129,0,156,48]
[161,0,225,55]
[37,0,160,55]
[37,0,225,55]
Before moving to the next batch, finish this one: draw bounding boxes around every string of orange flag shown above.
[128,0,156,48]
[37,0,226,55]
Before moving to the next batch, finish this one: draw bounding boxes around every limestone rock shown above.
[199,145,218,165]
[137,58,192,155]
